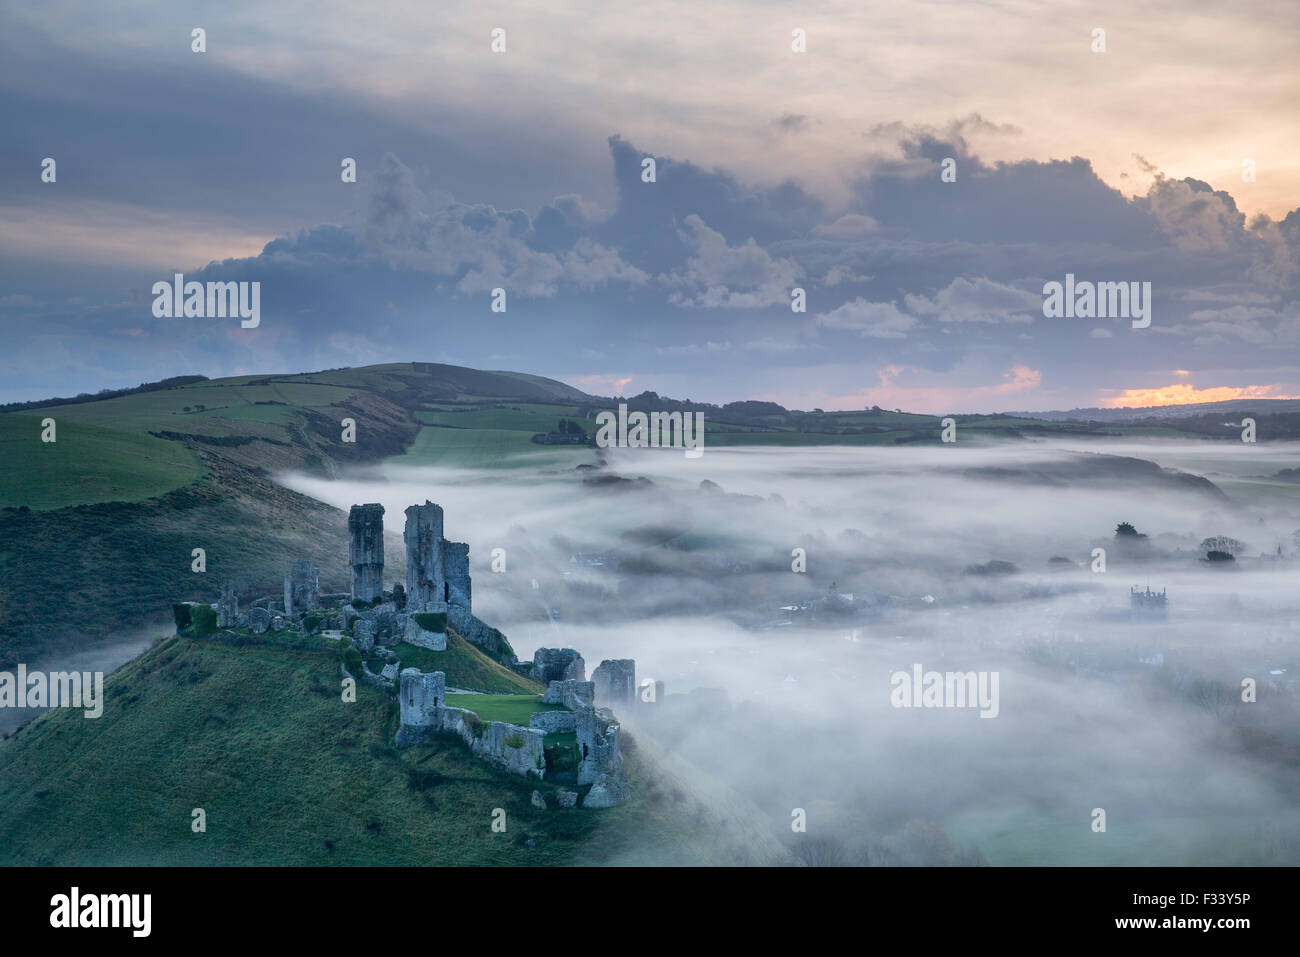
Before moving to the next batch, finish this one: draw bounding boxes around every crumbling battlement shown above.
[543,679,594,710]
[534,648,585,684]
[592,658,636,708]
[577,706,630,808]
[394,674,546,778]
[528,710,578,734]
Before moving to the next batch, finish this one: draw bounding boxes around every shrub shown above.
[301,613,323,634]
[544,744,579,773]
[190,604,218,636]
[504,733,526,750]
[172,603,193,632]
[413,612,447,633]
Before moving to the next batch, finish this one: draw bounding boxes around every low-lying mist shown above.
[283,437,1300,864]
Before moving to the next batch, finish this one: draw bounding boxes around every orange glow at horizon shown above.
[1099,383,1300,408]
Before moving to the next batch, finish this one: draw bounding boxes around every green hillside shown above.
[0,414,206,510]
[392,633,542,694]
[0,363,593,664]
[0,634,790,866]
[0,454,360,667]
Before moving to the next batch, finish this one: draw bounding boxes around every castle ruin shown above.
[1130,585,1168,621]
[404,501,472,612]
[348,504,385,602]
[184,500,646,809]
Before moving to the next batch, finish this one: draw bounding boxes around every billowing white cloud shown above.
[666,215,804,309]
[904,277,1041,324]
[814,298,918,338]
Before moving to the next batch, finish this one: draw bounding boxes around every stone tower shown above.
[284,560,320,616]
[217,580,239,628]
[348,504,385,602]
[404,501,446,612]
[592,659,636,707]
[398,668,446,727]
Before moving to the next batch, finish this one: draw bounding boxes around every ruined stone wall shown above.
[542,679,594,710]
[440,539,471,610]
[474,720,546,777]
[528,709,578,734]
[576,706,630,807]
[395,699,545,778]
[348,504,385,602]
[403,615,447,651]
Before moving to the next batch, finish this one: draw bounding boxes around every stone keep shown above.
[404,501,446,611]
[404,501,473,614]
[348,503,385,602]
[283,560,319,616]
[217,581,239,628]
[399,668,446,727]
[592,659,636,707]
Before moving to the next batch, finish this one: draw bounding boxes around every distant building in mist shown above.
[1130,586,1168,621]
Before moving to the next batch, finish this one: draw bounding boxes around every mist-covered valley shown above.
[283,438,1300,865]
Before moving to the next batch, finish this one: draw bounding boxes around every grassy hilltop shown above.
[0,631,792,866]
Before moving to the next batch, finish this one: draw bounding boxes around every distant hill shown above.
[4,359,1289,667]
[1008,398,1300,422]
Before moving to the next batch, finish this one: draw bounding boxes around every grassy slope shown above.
[0,363,592,511]
[0,414,206,510]
[0,635,788,866]
[392,633,542,695]
[393,424,595,469]
[0,454,368,667]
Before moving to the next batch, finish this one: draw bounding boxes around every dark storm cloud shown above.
[2,8,1299,409]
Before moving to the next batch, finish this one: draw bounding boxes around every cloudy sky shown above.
[2,0,1298,411]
